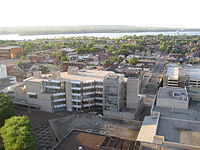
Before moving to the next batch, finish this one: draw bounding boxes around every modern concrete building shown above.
[14,67,143,117]
[103,73,125,112]
[127,78,140,109]
[0,46,23,60]
[157,87,189,110]
[103,73,143,120]
[137,95,200,150]
[15,68,114,112]
[164,64,200,101]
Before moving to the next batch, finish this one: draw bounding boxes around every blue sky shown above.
[0,0,199,28]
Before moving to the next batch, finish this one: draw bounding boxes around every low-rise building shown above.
[137,88,200,150]
[163,64,200,101]
[14,67,143,118]
[0,46,23,60]
[14,68,113,112]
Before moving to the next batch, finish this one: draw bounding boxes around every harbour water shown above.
[0,31,200,40]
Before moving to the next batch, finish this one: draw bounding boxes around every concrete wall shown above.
[157,98,188,110]
[127,78,140,109]
[37,93,52,112]
[103,110,135,120]
[14,85,27,100]
[0,65,7,78]
[25,80,43,94]
[66,81,72,111]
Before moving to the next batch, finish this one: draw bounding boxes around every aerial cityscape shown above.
[1,0,200,150]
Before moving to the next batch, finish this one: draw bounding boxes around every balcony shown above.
[71,81,81,84]
[71,93,82,96]
[53,92,65,96]
[53,98,66,102]
[44,79,61,83]
[83,103,95,107]
[83,92,95,96]
[71,87,82,90]
[96,97,103,100]
[95,85,103,88]
[96,103,103,106]
[96,91,103,94]
[54,104,66,108]
[83,86,95,90]
[83,97,95,101]
[72,105,82,108]
[45,86,61,90]
[72,99,82,102]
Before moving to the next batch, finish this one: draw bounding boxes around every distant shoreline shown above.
[0,30,199,36]
[0,25,200,36]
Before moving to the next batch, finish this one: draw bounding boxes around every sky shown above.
[0,0,200,28]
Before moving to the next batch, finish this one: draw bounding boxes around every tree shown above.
[60,56,68,61]
[103,59,110,67]
[0,94,14,125]
[0,116,37,150]
[117,56,124,64]
[129,57,138,65]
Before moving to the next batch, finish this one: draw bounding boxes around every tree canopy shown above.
[129,57,138,65]
[0,116,36,150]
[0,94,14,125]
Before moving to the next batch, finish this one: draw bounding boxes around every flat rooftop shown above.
[26,70,115,82]
[137,114,159,143]
[52,130,140,150]
[166,66,179,80]
[185,67,200,80]
[0,76,16,91]
[166,64,200,81]
[157,117,200,146]
[0,46,21,50]
[49,114,141,141]
[60,70,113,81]
[157,87,188,101]
[52,130,106,150]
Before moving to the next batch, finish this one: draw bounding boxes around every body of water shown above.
[0,31,200,40]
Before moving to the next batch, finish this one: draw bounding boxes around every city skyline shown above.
[0,0,200,28]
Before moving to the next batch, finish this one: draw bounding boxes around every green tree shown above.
[117,56,124,64]
[103,59,110,67]
[0,94,14,125]
[60,56,68,61]
[0,116,36,150]
[129,57,138,65]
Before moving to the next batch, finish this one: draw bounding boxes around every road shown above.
[143,57,165,95]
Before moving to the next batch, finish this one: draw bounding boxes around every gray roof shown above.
[157,87,188,101]
[0,77,16,91]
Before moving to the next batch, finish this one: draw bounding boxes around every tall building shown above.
[103,73,125,112]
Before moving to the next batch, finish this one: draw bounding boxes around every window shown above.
[28,94,37,99]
